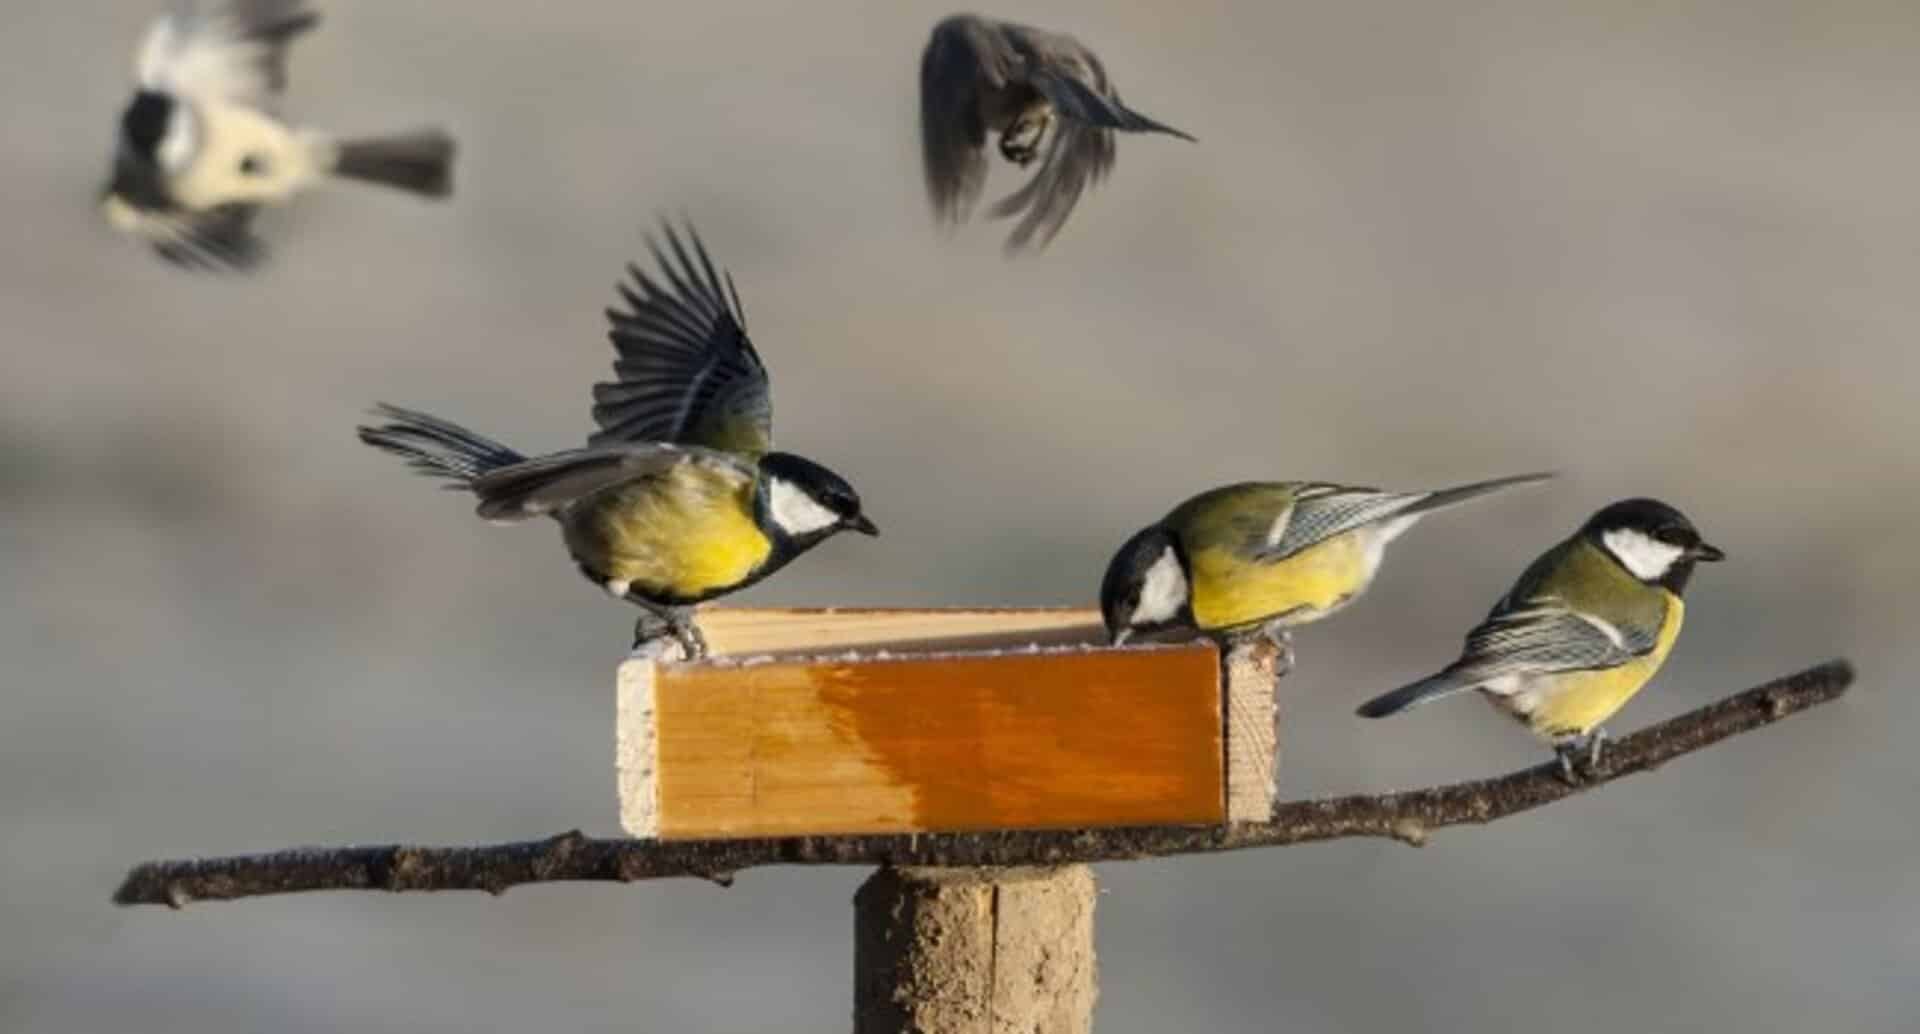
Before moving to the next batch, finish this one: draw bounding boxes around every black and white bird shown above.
[101,1,455,270]
[919,14,1194,253]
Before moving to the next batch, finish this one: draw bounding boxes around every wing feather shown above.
[920,15,1009,226]
[135,1,318,110]
[470,443,749,522]
[590,221,773,458]
[1446,600,1658,682]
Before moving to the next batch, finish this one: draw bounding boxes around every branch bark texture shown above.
[114,659,1852,909]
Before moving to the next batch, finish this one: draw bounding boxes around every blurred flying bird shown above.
[1357,498,1724,778]
[919,13,1194,253]
[358,222,877,657]
[101,1,455,270]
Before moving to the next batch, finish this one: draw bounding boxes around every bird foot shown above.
[999,111,1051,166]
[1553,729,1608,784]
[631,613,708,662]
[1259,623,1296,679]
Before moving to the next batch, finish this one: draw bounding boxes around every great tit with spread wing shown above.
[919,13,1195,253]
[102,1,455,270]
[357,222,877,657]
[1357,498,1723,777]
[1100,473,1553,665]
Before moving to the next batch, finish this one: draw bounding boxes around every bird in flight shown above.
[919,14,1195,254]
[102,1,455,270]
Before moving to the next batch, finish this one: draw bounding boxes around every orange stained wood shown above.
[652,642,1225,838]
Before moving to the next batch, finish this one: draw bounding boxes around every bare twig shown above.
[113,659,1852,908]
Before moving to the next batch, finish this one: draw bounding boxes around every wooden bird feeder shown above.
[616,606,1281,1031]
[617,607,1281,841]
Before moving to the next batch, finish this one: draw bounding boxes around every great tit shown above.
[1356,498,1724,777]
[102,1,455,270]
[1100,473,1553,662]
[357,222,877,657]
[919,14,1195,253]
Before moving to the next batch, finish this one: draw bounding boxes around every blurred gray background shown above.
[2,0,1913,1031]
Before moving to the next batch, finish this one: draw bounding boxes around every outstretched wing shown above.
[470,443,750,523]
[590,221,773,458]
[135,0,318,110]
[920,15,1013,226]
[987,22,1193,252]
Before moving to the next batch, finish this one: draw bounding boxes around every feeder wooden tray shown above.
[617,608,1278,840]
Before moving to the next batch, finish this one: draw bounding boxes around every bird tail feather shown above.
[330,130,456,198]
[1356,672,1477,718]
[1400,472,1555,520]
[357,403,523,489]
[1115,100,1196,141]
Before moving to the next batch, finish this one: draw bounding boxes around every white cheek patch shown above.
[157,103,198,172]
[768,477,842,536]
[1130,547,1189,627]
[1602,528,1684,581]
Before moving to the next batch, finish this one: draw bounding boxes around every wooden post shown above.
[854,866,1098,1034]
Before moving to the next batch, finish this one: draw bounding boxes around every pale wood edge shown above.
[615,644,686,838]
[1223,639,1279,824]
[692,606,1106,658]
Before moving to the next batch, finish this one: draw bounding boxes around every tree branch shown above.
[113,659,1852,908]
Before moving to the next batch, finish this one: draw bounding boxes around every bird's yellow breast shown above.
[1187,531,1373,633]
[1524,593,1686,739]
[568,463,772,602]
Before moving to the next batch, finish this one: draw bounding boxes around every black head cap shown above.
[1099,524,1191,645]
[757,452,877,544]
[1582,497,1724,592]
[120,91,175,158]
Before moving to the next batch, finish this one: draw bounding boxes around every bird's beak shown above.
[1110,628,1132,647]
[846,514,879,537]
[1690,541,1726,562]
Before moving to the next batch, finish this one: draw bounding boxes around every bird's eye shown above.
[1653,526,1690,545]
[238,154,268,177]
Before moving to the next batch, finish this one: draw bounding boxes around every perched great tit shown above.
[102,1,455,270]
[1100,473,1553,662]
[1356,498,1724,777]
[919,14,1195,253]
[357,222,877,657]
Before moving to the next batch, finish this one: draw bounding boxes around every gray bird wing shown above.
[1260,471,1554,560]
[919,15,1013,226]
[135,1,318,111]
[985,21,1193,252]
[589,222,773,459]
[137,202,266,271]
[1448,593,1660,682]
[469,443,750,523]
[1256,483,1435,561]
